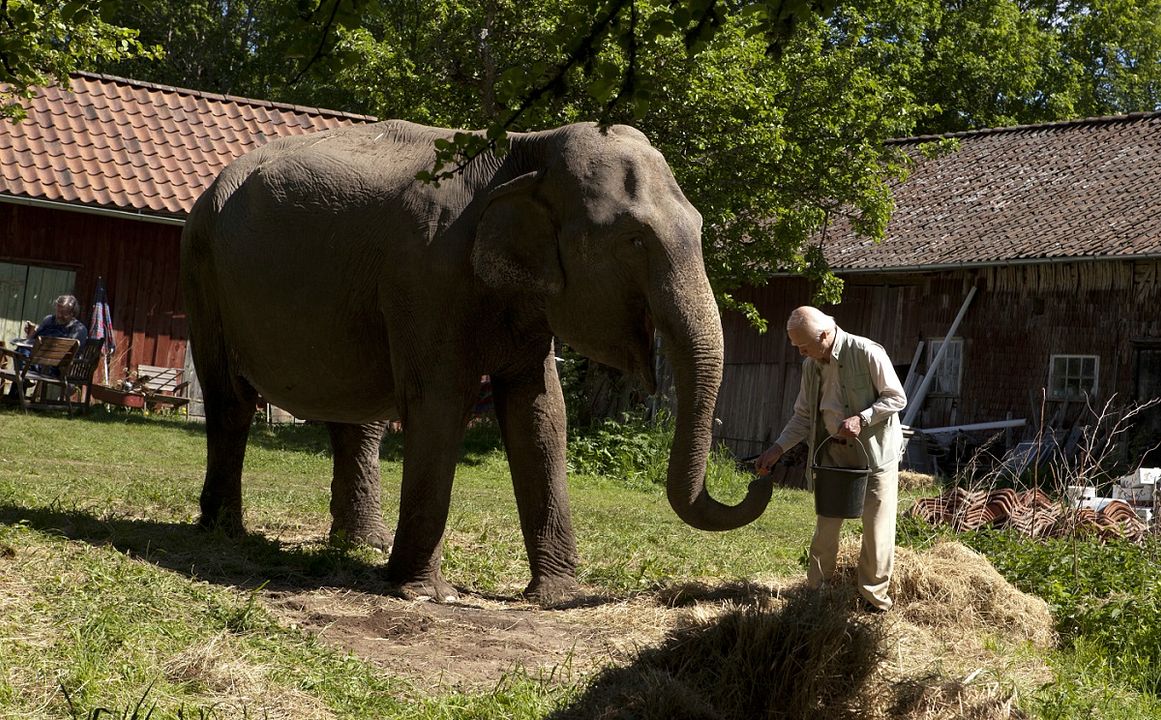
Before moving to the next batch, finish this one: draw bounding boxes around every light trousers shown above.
[806,440,899,611]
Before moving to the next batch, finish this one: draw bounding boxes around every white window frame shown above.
[925,337,964,396]
[1048,354,1099,400]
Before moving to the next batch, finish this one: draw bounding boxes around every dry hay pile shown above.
[550,541,1053,720]
[909,487,1149,543]
[864,541,1055,648]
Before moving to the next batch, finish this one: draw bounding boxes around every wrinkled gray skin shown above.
[181,121,774,602]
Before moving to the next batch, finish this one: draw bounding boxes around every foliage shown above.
[75,1,1161,318]
[963,530,1161,698]
[567,412,674,487]
[0,0,158,121]
[1056,0,1161,118]
[899,515,1161,701]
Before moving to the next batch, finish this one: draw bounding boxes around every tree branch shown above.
[290,0,345,85]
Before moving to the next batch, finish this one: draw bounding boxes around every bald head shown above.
[786,306,837,362]
[786,306,835,336]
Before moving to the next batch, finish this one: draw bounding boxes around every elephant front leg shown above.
[326,420,392,551]
[384,403,467,602]
[493,351,579,603]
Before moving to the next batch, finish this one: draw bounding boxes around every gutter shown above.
[766,253,1161,277]
[0,193,187,227]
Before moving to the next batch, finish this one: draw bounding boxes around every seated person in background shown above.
[5,295,88,399]
[24,294,88,343]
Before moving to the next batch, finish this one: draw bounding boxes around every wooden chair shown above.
[0,336,81,412]
[135,363,191,412]
[62,338,106,412]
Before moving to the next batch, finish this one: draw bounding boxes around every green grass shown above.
[2,408,1158,718]
[0,408,820,718]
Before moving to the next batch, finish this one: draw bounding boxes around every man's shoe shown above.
[858,598,889,614]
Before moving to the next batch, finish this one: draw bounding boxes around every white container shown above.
[1113,485,1155,504]
[1066,485,1098,505]
[1119,468,1161,488]
[1079,496,1123,512]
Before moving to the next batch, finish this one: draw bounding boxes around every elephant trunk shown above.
[654,273,773,532]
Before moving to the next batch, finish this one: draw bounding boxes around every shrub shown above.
[567,413,675,488]
[955,529,1161,698]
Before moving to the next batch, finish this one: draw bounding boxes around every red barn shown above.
[0,73,375,385]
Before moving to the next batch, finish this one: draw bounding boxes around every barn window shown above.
[1049,355,1099,400]
[925,337,963,395]
[0,262,77,341]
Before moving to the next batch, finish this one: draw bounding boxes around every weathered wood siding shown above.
[715,260,1161,457]
[0,202,186,381]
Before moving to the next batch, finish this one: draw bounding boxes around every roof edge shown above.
[0,192,186,226]
[887,110,1161,145]
[70,71,379,123]
[826,253,1161,275]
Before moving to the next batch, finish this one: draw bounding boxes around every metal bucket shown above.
[812,436,870,519]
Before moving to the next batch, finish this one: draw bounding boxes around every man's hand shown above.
[754,443,784,476]
[22,321,35,338]
[838,415,863,438]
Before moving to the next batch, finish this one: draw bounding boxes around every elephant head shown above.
[472,123,773,532]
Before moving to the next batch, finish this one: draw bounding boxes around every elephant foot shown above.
[524,574,580,605]
[387,574,459,603]
[328,523,392,552]
[197,510,245,538]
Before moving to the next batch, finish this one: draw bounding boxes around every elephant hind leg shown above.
[327,420,392,550]
[198,371,259,537]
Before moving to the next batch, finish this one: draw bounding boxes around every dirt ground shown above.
[262,541,1056,707]
[267,585,689,691]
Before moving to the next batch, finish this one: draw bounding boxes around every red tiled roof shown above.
[826,113,1161,270]
[0,73,377,220]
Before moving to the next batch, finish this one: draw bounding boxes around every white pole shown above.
[903,286,977,427]
[902,341,925,397]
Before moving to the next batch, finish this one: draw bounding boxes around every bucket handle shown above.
[813,434,870,470]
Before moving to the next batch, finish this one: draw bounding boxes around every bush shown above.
[900,522,1161,699]
[567,413,674,488]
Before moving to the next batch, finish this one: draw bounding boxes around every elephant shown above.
[180,120,774,602]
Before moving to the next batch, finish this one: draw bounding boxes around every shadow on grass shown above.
[8,405,506,465]
[549,586,887,720]
[0,501,396,595]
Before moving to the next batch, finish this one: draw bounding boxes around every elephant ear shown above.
[472,170,563,295]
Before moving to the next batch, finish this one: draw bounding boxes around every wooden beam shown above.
[903,285,977,427]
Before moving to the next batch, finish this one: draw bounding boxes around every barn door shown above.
[0,262,77,342]
[1132,342,1161,465]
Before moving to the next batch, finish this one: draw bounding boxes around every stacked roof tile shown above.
[826,113,1161,270]
[0,73,377,219]
[908,487,1150,543]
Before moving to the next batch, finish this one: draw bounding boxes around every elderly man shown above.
[24,294,88,343]
[755,306,906,611]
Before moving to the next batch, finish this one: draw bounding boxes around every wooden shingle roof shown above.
[826,112,1161,271]
[0,73,377,221]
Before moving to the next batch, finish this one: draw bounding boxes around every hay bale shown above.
[900,470,938,492]
[552,591,886,720]
[889,674,1027,720]
[890,542,1054,648]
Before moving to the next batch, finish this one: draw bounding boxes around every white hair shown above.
[786,306,835,336]
[54,294,78,314]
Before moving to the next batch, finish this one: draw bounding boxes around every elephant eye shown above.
[630,237,644,249]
